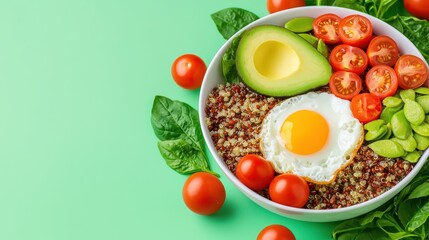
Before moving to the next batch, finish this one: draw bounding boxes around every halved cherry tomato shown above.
[367,35,399,67]
[313,13,342,44]
[329,44,368,75]
[365,65,398,99]
[236,154,274,191]
[171,54,206,90]
[394,55,428,89]
[338,15,373,48]
[268,174,309,208]
[266,0,306,14]
[257,225,296,240]
[350,93,382,124]
[329,71,362,100]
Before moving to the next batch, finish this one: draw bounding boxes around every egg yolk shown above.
[280,110,329,155]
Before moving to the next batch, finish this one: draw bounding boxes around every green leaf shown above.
[398,198,424,228]
[408,200,429,232]
[211,8,258,40]
[409,181,429,199]
[360,204,393,225]
[333,219,391,240]
[333,0,367,13]
[222,34,242,84]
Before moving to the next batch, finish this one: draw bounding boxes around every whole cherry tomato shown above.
[268,174,309,208]
[257,224,296,240]
[404,0,429,21]
[171,54,206,90]
[236,154,275,191]
[266,0,306,14]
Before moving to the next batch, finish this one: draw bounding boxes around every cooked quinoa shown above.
[205,82,414,209]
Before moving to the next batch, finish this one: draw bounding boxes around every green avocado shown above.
[236,25,332,97]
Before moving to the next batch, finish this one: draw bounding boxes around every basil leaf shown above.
[222,34,242,84]
[408,200,429,231]
[408,181,429,199]
[211,8,258,40]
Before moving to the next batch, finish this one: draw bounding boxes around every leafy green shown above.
[221,34,242,84]
[211,8,258,40]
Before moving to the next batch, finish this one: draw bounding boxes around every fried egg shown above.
[260,92,364,184]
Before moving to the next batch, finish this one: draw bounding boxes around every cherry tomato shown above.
[236,154,275,191]
[404,0,429,21]
[394,55,428,89]
[329,44,369,75]
[313,13,342,44]
[329,71,362,100]
[350,93,382,124]
[266,0,306,14]
[268,174,309,208]
[257,225,296,240]
[338,15,373,48]
[366,65,399,99]
[182,172,226,215]
[367,35,399,67]
[171,54,206,90]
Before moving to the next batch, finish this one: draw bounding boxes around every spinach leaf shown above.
[333,219,390,240]
[222,34,242,84]
[408,181,429,199]
[398,198,424,228]
[364,0,398,19]
[408,200,429,231]
[334,0,368,13]
[211,8,258,40]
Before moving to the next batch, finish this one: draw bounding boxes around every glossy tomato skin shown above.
[329,71,362,100]
[367,35,399,67]
[257,225,296,240]
[313,13,342,44]
[268,174,309,208]
[182,172,226,215]
[404,0,429,21]
[266,0,306,14]
[339,15,373,48]
[366,65,399,99]
[394,55,428,89]
[236,154,275,191]
[171,54,206,90]
[350,93,382,124]
[329,44,369,75]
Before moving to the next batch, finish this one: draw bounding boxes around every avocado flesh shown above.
[236,25,332,97]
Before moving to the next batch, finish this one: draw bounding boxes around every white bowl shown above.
[199,6,429,222]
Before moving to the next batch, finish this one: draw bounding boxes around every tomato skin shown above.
[182,172,226,215]
[266,0,306,14]
[367,35,399,67]
[268,174,309,208]
[350,93,382,124]
[329,71,362,100]
[404,0,429,21]
[329,44,369,75]
[236,154,275,191]
[313,14,342,44]
[339,15,373,48]
[394,55,428,89]
[171,54,206,90]
[365,65,399,99]
[257,225,296,240]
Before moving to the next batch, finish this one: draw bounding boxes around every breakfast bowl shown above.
[199,6,429,222]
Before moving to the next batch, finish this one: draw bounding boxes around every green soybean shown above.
[400,89,416,101]
[391,134,417,152]
[403,150,422,163]
[380,105,403,123]
[382,123,392,140]
[382,96,403,108]
[317,39,328,58]
[404,100,425,125]
[365,125,388,141]
[391,110,412,140]
[298,33,318,47]
[364,119,386,131]
[284,17,314,33]
[411,122,429,137]
[414,133,429,150]
[415,87,429,95]
[368,140,405,158]
[416,95,429,114]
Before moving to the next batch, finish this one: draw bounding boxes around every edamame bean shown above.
[317,39,328,58]
[391,110,412,140]
[284,17,314,33]
[364,119,386,131]
[380,105,403,123]
[403,150,421,163]
[411,122,429,137]
[368,140,405,158]
[391,134,417,152]
[365,125,388,141]
[400,89,416,101]
[382,96,403,108]
[298,33,318,47]
[415,87,429,95]
[416,95,429,114]
[413,133,429,150]
[404,100,425,125]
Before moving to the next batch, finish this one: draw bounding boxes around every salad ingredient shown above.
[182,172,226,215]
[383,96,403,108]
[414,133,429,150]
[151,96,218,176]
[415,87,429,95]
[367,35,399,67]
[171,54,206,90]
[368,139,405,158]
[211,8,259,40]
[411,122,429,136]
[391,110,412,139]
[365,65,399,99]
[236,154,274,191]
[284,17,314,33]
[395,55,428,90]
[404,0,429,21]
[298,33,318,47]
[266,0,306,14]
[316,39,329,58]
[257,224,296,240]
[329,44,368,75]
[338,14,373,48]
[268,173,309,208]
[235,25,332,97]
[313,13,341,44]
[400,89,416,101]
[329,70,362,100]
[222,34,242,84]
[403,100,425,125]
[391,134,417,152]
[416,95,429,113]
[350,93,382,123]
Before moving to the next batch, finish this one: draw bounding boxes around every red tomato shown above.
[171,54,206,90]
[404,0,429,21]
[182,172,226,215]
[266,0,306,14]
[366,65,399,99]
[329,44,369,75]
[394,55,428,89]
[338,15,373,48]
[350,93,382,124]
[268,174,309,208]
[313,13,342,44]
[367,35,399,67]
[236,154,275,191]
[257,225,296,240]
[329,71,362,100]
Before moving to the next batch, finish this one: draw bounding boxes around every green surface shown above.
[0,1,411,240]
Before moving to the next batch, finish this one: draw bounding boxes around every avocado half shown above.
[236,25,332,97]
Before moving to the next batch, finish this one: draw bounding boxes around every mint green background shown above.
[0,1,410,240]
